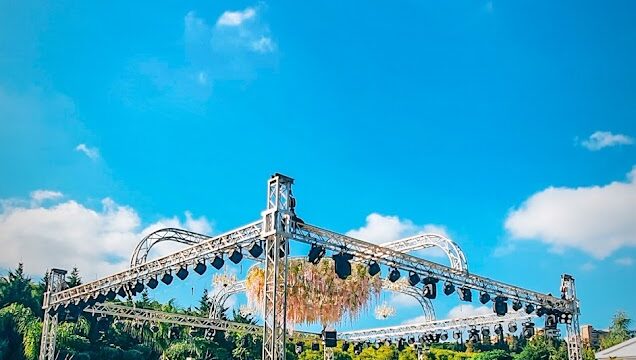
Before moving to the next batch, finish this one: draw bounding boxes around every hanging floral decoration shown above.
[374,302,396,320]
[245,258,382,326]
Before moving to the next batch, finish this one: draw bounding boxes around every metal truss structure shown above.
[340,312,532,341]
[39,174,582,360]
[84,303,319,339]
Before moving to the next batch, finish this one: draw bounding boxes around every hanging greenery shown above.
[245,258,382,326]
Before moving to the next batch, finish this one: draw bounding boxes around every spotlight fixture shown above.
[342,341,350,352]
[150,324,159,333]
[559,312,573,324]
[481,327,491,338]
[525,304,535,315]
[408,271,420,286]
[440,332,448,341]
[211,255,225,270]
[248,242,264,258]
[494,324,503,336]
[479,291,491,304]
[169,326,180,339]
[133,281,144,293]
[422,277,439,299]
[194,261,207,275]
[459,287,472,302]
[295,342,304,355]
[117,286,127,298]
[453,331,462,340]
[388,268,401,283]
[367,261,381,277]
[161,272,174,285]
[308,244,326,264]
[147,277,159,289]
[536,306,547,317]
[96,293,106,303]
[333,252,353,280]
[508,322,518,333]
[512,300,523,311]
[522,322,535,339]
[106,289,116,301]
[443,282,455,296]
[468,328,480,343]
[545,312,558,329]
[408,337,415,345]
[229,248,243,264]
[397,339,405,351]
[324,331,337,348]
[311,341,320,351]
[176,267,188,281]
[493,296,508,316]
[354,343,363,355]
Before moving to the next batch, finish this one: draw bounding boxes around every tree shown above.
[474,349,512,360]
[66,267,82,288]
[398,346,418,360]
[0,264,40,316]
[197,289,211,317]
[600,311,632,349]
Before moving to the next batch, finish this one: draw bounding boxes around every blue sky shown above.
[1,0,635,332]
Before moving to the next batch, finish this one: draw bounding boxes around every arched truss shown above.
[381,234,468,272]
[130,228,469,322]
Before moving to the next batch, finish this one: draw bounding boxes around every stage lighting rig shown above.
[211,255,224,270]
[342,341,350,352]
[440,332,448,341]
[133,281,144,293]
[248,241,263,258]
[333,252,353,280]
[147,277,159,289]
[508,322,518,333]
[443,282,455,296]
[479,291,491,304]
[161,272,173,285]
[459,287,472,302]
[229,247,243,264]
[468,328,480,343]
[453,331,462,340]
[367,261,381,277]
[308,244,326,264]
[194,261,207,275]
[176,267,189,281]
[494,296,508,316]
[408,271,420,286]
[388,268,401,283]
[524,304,534,315]
[522,322,535,339]
[512,300,523,311]
[422,277,438,299]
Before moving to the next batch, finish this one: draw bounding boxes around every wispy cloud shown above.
[615,257,634,266]
[447,304,491,319]
[216,7,256,27]
[505,166,636,259]
[580,131,633,151]
[30,190,63,203]
[75,143,100,160]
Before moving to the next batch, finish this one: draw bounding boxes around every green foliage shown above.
[66,267,82,288]
[600,310,632,349]
[513,335,567,360]
[398,346,418,360]
[474,349,512,360]
[429,347,474,360]
[300,349,323,360]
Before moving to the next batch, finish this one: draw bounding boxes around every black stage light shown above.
[385,339,392,346]
[453,331,462,340]
[481,327,491,338]
[443,282,455,296]
[525,304,535,314]
[508,322,518,333]
[97,316,109,332]
[333,252,353,280]
[147,277,159,289]
[468,329,480,343]
[512,300,523,311]
[398,338,406,351]
[388,268,401,283]
[408,271,420,286]
[161,272,174,285]
[494,296,508,316]
[134,281,144,293]
[308,244,326,264]
[295,342,304,354]
[536,306,547,317]
[96,293,106,303]
[408,337,415,344]
[229,248,243,264]
[459,287,472,302]
[479,291,491,304]
[211,255,225,270]
[494,324,503,336]
[374,341,381,349]
[545,312,558,329]
[151,324,160,333]
[248,242,264,258]
[522,322,535,339]
[106,289,117,301]
[117,286,127,298]
[47,306,57,316]
[560,312,573,324]
[354,343,363,355]
[85,297,97,308]
[176,267,189,280]
[440,332,448,341]
[422,277,439,299]
[368,261,381,276]
[324,331,337,348]
[311,341,320,351]
[342,341,350,352]
[194,261,207,275]
[169,326,180,339]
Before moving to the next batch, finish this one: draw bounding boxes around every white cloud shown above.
[580,262,596,272]
[75,143,100,160]
[389,293,421,308]
[615,257,634,266]
[447,304,492,319]
[581,131,633,151]
[251,36,275,53]
[401,314,430,325]
[505,167,636,259]
[30,190,63,203]
[0,193,212,279]
[216,7,256,27]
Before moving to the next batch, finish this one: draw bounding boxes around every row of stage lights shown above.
[49,241,267,320]
[307,244,574,325]
[297,322,537,356]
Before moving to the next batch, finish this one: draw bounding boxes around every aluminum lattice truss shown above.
[39,174,582,360]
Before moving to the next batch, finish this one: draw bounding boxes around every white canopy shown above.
[596,337,636,359]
